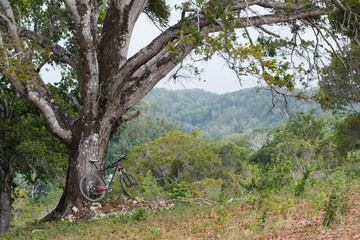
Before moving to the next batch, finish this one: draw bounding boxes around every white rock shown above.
[72,206,79,213]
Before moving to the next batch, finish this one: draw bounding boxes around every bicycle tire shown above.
[120,173,142,198]
[79,174,106,202]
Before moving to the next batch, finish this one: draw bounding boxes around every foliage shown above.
[107,101,179,162]
[11,188,44,227]
[144,0,171,29]
[329,0,360,41]
[0,84,67,185]
[141,170,164,199]
[312,170,352,228]
[214,207,229,234]
[239,156,293,192]
[168,182,190,200]
[190,178,223,200]
[250,111,338,170]
[131,208,149,222]
[10,178,62,227]
[212,141,250,170]
[256,189,273,230]
[294,164,315,196]
[333,113,360,157]
[127,130,222,186]
[317,44,360,112]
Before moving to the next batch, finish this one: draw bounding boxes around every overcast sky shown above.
[128,2,258,94]
[130,15,257,94]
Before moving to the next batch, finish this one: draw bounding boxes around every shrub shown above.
[142,170,164,198]
[294,164,315,196]
[312,170,352,228]
[168,182,189,199]
[190,178,223,200]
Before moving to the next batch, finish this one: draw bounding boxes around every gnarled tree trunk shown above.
[46,115,118,218]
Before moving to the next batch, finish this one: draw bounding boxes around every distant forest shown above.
[145,87,322,137]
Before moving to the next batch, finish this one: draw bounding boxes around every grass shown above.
[2,176,360,239]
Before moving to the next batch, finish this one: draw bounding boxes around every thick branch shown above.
[233,0,318,11]
[63,0,80,23]
[28,91,72,143]
[72,1,99,119]
[98,0,148,85]
[123,45,193,110]
[120,110,141,122]
[109,25,180,96]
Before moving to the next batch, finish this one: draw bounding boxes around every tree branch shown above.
[63,91,83,115]
[28,90,73,143]
[120,110,141,123]
[98,0,148,85]
[122,44,193,110]
[0,1,75,143]
[19,28,76,68]
[63,0,80,23]
[111,3,328,98]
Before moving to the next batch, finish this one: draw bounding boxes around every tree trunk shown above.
[45,121,114,220]
[0,171,12,233]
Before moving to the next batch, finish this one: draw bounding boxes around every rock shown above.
[72,206,79,213]
[90,206,98,212]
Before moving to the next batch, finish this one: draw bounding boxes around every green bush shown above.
[190,178,223,200]
[312,170,352,227]
[168,182,189,199]
[239,156,293,192]
[294,164,315,196]
[11,188,45,227]
[142,170,164,198]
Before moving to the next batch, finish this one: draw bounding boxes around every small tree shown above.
[0,82,67,232]
[128,130,221,185]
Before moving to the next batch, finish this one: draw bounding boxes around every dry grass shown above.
[3,181,360,240]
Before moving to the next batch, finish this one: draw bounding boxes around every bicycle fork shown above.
[122,170,134,188]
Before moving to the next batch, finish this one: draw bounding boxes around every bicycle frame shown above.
[91,156,133,192]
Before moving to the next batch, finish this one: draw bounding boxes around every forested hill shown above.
[145,87,322,137]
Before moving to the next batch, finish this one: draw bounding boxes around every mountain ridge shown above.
[145,87,322,137]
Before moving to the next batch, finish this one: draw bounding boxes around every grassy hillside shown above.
[3,179,360,240]
[145,88,321,137]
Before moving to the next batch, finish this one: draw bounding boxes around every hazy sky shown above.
[128,3,258,94]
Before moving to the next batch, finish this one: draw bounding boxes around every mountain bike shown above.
[79,155,141,202]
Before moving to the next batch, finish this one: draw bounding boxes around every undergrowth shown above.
[2,173,359,240]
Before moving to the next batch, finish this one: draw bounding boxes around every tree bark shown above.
[45,117,116,219]
[0,170,11,233]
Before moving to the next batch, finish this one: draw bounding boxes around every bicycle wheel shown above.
[120,173,142,198]
[79,174,106,202]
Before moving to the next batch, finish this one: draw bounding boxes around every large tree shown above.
[0,0,342,221]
